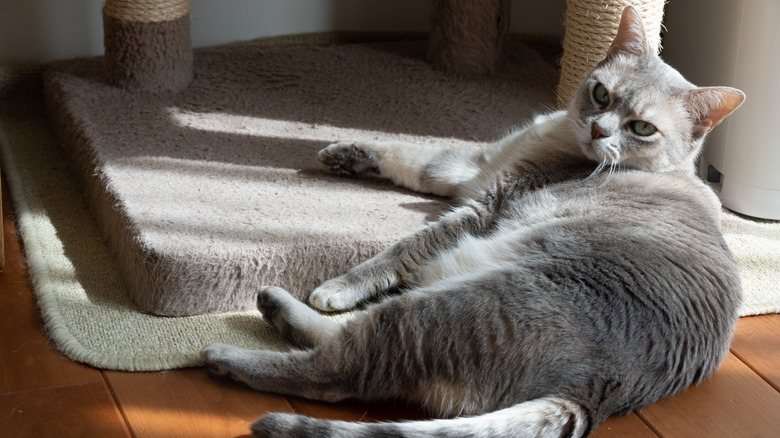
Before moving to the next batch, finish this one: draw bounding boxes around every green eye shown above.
[593,83,610,107]
[631,121,657,136]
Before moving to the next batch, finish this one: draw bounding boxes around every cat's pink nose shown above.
[591,123,610,140]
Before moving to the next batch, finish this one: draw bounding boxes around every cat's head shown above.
[568,6,745,174]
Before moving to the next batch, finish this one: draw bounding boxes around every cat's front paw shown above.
[317,142,379,176]
[308,277,368,311]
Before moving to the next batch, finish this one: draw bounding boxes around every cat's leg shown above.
[257,286,339,349]
[201,290,442,407]
[309,195,501,311]
[201,303,389,403]
[200,344,353,402]
[318,141,479,196]
[251,398,590,438]
[201,288,349,400]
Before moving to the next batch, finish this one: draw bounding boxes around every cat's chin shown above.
[580,142,599,161]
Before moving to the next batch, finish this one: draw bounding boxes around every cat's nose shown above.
[591,122,610,140]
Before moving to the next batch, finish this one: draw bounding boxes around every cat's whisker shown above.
[566,116,586,130]
[584,151,622,187]
[584,160,609,182]
[539,103,558,114]
[598,159,620,188]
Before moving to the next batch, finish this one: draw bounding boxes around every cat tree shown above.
[90,0,666,315]
[102,0,665,101]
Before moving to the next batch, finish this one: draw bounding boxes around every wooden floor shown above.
[1,179,779,438]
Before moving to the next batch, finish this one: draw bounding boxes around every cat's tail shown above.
[251,396,594,438]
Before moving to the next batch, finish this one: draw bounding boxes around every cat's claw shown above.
[317,142,379,176]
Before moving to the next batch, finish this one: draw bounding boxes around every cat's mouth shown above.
[581,140,621,164]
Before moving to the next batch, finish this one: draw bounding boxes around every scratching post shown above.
[427,0,511,75]
[103,0,193,92]
[557,0,665,107]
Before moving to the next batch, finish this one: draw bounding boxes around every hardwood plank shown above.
[0,382,131,438]
[592,413,658,438]
[637,353,780,438]
[105,368,295,437]
[0,179,104,394]
[731,315,780,391]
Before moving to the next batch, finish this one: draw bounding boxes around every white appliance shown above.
[663,0,780,220]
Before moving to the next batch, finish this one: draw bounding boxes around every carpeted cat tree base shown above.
[44,35,560,316]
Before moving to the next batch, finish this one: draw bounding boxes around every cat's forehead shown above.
[590,55,693,120]
[593,54,693,96]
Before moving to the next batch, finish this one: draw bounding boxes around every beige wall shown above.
[0,0,565,64]
[663,0,780,218]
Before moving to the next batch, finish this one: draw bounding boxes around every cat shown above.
[200,6,744,438]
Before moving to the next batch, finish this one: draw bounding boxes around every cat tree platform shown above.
[44,1,664,316]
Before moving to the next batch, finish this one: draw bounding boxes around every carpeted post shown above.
[103,0,193,92]
[557,0,665,108]
[427,0,511,75]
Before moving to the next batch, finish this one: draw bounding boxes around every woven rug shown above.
[1,68,288,371]
[1,37,779,372]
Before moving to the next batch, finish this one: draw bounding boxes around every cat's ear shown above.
[607,6,649,57]
[686,87,746,135]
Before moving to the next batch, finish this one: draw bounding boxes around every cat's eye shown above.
[593,83,610,107]
[631,121,657,136]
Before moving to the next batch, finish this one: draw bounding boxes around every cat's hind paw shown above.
[257,286,292,332]
[200,343,243,377]
[317,142,379,176]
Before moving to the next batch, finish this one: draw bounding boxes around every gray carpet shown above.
[44,34,561,316]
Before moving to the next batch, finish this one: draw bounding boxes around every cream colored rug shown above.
[721,212,780,316]
[1,68,289,371]
[1,57,778,372]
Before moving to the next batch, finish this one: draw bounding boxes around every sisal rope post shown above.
[557,0,665,108]
[427,0,511,75]
[103,0,193,92]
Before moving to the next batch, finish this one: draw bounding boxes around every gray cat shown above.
[201,7,744,437]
